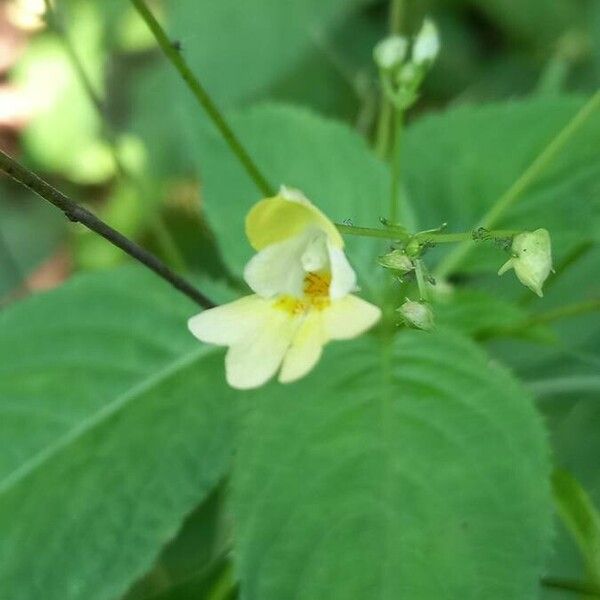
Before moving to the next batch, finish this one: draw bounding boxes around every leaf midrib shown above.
[0,345,210,496]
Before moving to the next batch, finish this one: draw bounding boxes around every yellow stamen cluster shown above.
[274,272,332,315]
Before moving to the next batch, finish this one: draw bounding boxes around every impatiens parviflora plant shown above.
[188,187,381,389]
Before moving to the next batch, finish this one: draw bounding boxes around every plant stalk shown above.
[389,108,403,224]
[335,223,516,244]
[0,150,214,308]
[130,0,274,197]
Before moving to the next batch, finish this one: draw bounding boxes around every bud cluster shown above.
[373,19,440,110]
[377,227,553,332]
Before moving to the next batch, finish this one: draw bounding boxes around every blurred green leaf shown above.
[12,2,114,184]
[166,0,373,106]
[125,484,233,600]
[197,104,390,297]
[433,289,530,336]
[0,186,65,299]
[127,3,380,179]
[466,0,580,46]
[486,247,600,593]
[75,182,143,270]
[403,96,600,273]
[489,245,600,384]
[233,330,552,599]
[0,267,236,600]
[127,62,205,179]
[553,469,600,583]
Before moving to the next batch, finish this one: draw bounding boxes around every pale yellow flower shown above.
[189,187,381,389]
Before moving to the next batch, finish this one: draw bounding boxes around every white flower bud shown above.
[378,250,414,274]
[374,35,408,71]
[498,229,553,297]
[398,299,434,331]
[413,19,440,66]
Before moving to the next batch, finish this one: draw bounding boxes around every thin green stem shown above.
[335,223,409,241]
[417,229,518,244]
[375,99,393,159]
[130,0,274,197]
[389,109,403,224]
[541,576,600,597]
[375,0,404,158]
[414,260,429,301]
[335,223,516,244]
[390,0,405,34]
[435,90,600,279]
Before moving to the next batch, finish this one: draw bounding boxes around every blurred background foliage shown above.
[1,0,598,297]
[1,0,600,599]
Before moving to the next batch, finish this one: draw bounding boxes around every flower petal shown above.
[324,295,381,340]
[225,313,299,389]
[279,311,325,384]
[245,189,343,251]
[244,230,314,298]
[188,295,270,346]
[327,241,357,300]
[189,295,301,389]
[497,258,514,276]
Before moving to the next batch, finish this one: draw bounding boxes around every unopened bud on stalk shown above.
[373,35,408,71]
[396,62,419,86]
[398,299,434,331]
[412,19,440,66]
[498,229,553,297]
[378,249,414,274]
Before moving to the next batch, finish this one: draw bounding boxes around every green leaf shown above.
[166,0,371,106]
[403,96,600,273]
[233,330,552,599]
[465,0,580,45]
[433,289,530,337]
[493,249,600,594]
[125,484,233,600]
[0,267,235,600]
[198,104,389,296]
[553,469,600,583]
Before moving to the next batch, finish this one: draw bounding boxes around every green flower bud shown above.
[396,62,419,86]
[498,229,553,297]
[378,250,414,274]
[404,237,422,258]
[397,299,434,331]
